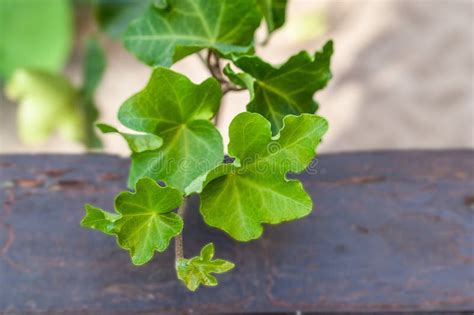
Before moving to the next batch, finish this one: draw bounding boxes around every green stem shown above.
[175,198,187,261]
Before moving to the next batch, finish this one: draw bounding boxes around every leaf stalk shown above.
[175,198,188,261]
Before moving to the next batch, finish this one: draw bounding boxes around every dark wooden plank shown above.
[0,151,473,314]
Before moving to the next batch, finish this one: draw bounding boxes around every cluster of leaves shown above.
[1,0,105,148]
[80,0,333,291]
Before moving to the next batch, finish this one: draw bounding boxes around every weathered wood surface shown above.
[0,151,473,314]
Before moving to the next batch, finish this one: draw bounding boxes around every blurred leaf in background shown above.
[0,0,72,79]
[5,69,85,144]
[4,38,107,148]
[80,37,107,149]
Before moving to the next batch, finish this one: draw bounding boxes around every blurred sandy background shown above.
[1,0,473,155]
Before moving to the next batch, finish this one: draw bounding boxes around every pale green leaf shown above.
[123,0,263,67]
[118,67,224,193]
[234,40,333,134]
[200,112,328,241]
[96,123,163,153]
[81,177,184,265]
[5,69,85,144]
[0,0,72,78]
[176,243,234,291]
[257,0,288,33]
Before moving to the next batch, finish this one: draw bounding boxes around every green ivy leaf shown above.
[199,112,328,241]
[233,40,333,134]
[81,204,120,235]
[115,178,183,265]
[5,69,85,144]
[118,68,224,193]
[81,177,184,265]
[81,37,107,149]
[96,123,163,153]
[0,0,72,78]
[176,243,234,291]
[123,0,263,67]
[257,0,288,33]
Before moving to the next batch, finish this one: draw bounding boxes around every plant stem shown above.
[206,50,224,83]
[204,49,245,128]
[205,49,244,95]
[175,198,187,261]
[222,85,245,94]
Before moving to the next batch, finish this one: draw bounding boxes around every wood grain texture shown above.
[0,151,473,314]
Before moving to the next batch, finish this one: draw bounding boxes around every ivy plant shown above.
[83,0,333,291]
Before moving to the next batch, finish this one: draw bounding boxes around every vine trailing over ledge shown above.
[81,0,333,291]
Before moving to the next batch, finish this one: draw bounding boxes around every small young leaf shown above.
[233,40,333,134]
[96,123,163,153]
[123,0,263,67]
[118,68,224,193]
[176,243,234,291]
[81,204,120,235]
[199,112,328,241]
[81,177,184,265]
[257,0,288,33]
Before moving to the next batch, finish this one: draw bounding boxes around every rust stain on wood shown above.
[319,175,387,186]
[49,180,96,192]
[41,169,71,178]
[100,172,123,182]
[14,179,44,188]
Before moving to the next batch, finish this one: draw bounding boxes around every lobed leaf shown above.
[199,112,328,241]
[176,243,234,291]
[233,40,333,134]
[81,177,184,265]
[123,0,263,67]
[118,68,224,193]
